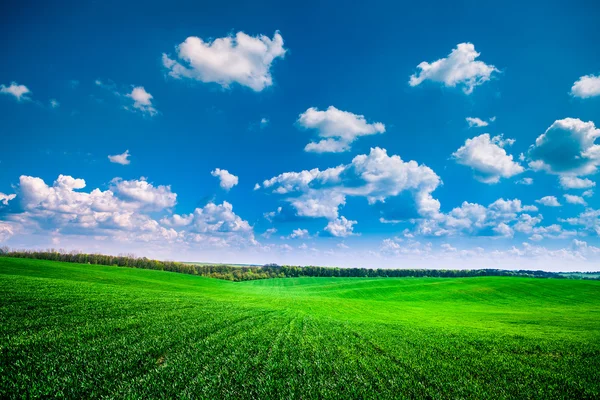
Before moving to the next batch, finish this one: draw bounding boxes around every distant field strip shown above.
[1,258,599,399]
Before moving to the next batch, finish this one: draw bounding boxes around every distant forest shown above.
[1,248,598,282]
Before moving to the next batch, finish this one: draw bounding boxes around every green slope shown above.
[1,257,599,399]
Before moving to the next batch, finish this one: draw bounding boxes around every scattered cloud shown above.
[536,196,561,207]
[288,228,310,239]
[162,31,286,92]
[0,192,16,205]
[559,176,595,189]
[409,43,498,94]
[0,82,31,101]
[516,177,533,185]
[465,117,488,128]
[324,216,357,237]
[262,227,277,238]
[49,99,60,108]
[564,194,587,206]
[108,150,131,165]
[452,134,523,183]
[528,118,600,176]
[260,118,269,128]
[298,106,385,153]
[126,86,158,116]
[261,147,441,220]
[211,168,239,191]
[111,177,177,210]
[96,80,158,116]
[413,198,539,237]
[571,74,600,99]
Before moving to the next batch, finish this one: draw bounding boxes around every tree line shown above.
[1,247,597,282]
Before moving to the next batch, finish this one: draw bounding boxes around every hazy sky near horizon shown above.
[2,0,600,270]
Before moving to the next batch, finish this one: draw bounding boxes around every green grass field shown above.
[1,257,599,399]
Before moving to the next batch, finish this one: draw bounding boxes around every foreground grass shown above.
[1,258,599,399]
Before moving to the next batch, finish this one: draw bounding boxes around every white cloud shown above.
[254,183,261,190]
[263,207,282,222]
[324,216,357,237]
[290,191,346,220]
[0,82,31,101]
[289,228,310,239]
[126,86,157,116]
[261,147,441,220]
[452,134,524,183]
[380,238,433,256]
[559,176,595,189]
[161,201,252,235]
[262,227,277,238]
[162,31,286,92]
[13,175,176,241]
[529,224,577,241]
[0,222,14,242]
[493,222,514,238]
[49,99,60,108]
[260,118,269,128]
[0,193,16,206]
[409,43,498,94]
[441,243,457,252]
[564,194,587,206]
[413,198,540,238]
[465,117,488,128]
[108,150,131,165]
[561,209,600,236]
[1,174,257,249]
[513,214,543,234]
[211,168,239,191]
[111,177,177,210]
[528,118,600,176]
[571,74,600,99]
[299,106,385,153]
[516,177,533,185]
[536,196,561,207]
[583,190,594,198]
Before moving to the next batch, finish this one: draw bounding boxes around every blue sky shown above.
[1,0,600,270]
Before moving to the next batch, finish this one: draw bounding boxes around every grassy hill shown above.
[1,257,599,399]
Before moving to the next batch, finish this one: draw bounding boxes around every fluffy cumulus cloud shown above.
[0,174,256,249]
[211,168,239,191]
[409,43,498,94]
[162,31,286,92]
[536,196,561,207]
[260,147,441,220]
[298,106,386,153]
[324,216,357,237]
[160,201,254,247]
[559,176,595,189]
[413,198,539,238]
[288,228,310,239]
[452,134,523,183]
[108,150,131,165]
[126,86,157,116]
[10,175,176,241]
[528,118,600,176]
[571,74,600,99]
[0,82,31,101]
[111,177,177,210]
[0,192,16,206]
